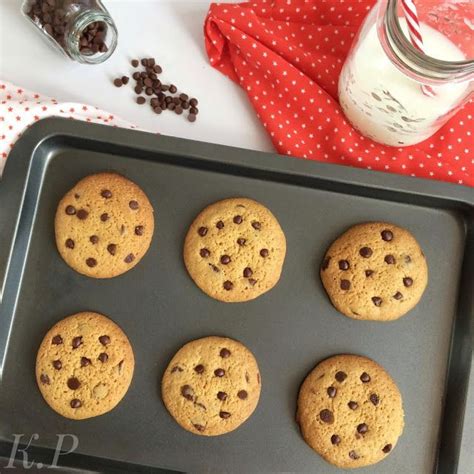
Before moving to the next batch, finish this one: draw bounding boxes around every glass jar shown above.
[22,0,118,64]
[338,0,474,147]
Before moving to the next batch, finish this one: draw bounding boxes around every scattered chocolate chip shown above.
[200,248,210,258]
[320,409,334,424]
[72,336,83,349]
[214,368,225,377]
[98,353,108,363]
[70,399,82,409]
[218,411,231,420]
[169,84,177,94]
[86,258,97,267]
[381,229,393,241]
[135,225,144,236]
[217,391,227,400]
[136,96,146,105]
[194,364,204,374]
[101,189,112,199]
[65,205,76,215]
[65,238,75,249]
[216,220,224,229]
[193,424,205,432]
[74,193,80,199]
[248,278,257,286]
[131,59,139,67]
[349,450,359,460]
[327,386,337,398]
[107,244,117,255]
[238,390,248,400]
[322,256,331,270]
[233,215,243,224]
[52,335,63,345]
[190,98,198,107]
[393,291,403,300]
[338,260,350,270]
[77,209,89,220]
[348,401,358,410]
[331,434,341,445]
[99,213,108,222]
[237,237,246,246]
[360,372,371,383]
[124,253,135,263]
[171,366,183,373]
[335,371,347,382]
[181,385,194,400]
[251,221,261,230]
[81,357,91,367]
[383,444,392,453]
[210,264,220,273]
[243,267,253,278]
[99,335,110,346]
[372,296,382,306]
[403,277,413,287]
[357,423,368,434]
[370,393,379,405]
[90,235,99,244]
[114,78,123,87]
[52,360,62,370]
[40,374,50,385]
[67,377,80,390]
[198,226,208,236]
[220,255,231,265]
[365,269,374,277]
[129,200,139,210]
[384,254,396,264]
[188,113,197,123]
[359,247,373,258]
[220,348,231,358]
[260,248,269,258]
[340,279,351,290]
[223,280,233,291]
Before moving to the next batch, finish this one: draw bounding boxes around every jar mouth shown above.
[67,11,118,65]
[380,0,474,83]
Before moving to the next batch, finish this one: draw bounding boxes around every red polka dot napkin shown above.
[204,0,473,186]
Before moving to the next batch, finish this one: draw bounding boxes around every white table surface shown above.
[0,1,472,473]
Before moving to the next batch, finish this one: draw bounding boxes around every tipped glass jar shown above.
[22,0,118,64]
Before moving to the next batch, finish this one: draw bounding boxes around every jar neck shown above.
[377,0,474,84]
[66,10,118,65]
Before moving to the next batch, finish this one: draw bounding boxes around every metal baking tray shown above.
[0,118,472,473]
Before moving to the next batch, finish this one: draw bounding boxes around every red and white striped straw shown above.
[401,0,436,97]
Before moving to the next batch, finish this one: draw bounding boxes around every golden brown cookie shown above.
[55,173,154,278]
[161,336,261,436]
[297,354,404,469]
[183,198,286,302]
[36,312,135,420]
[320,222,428,321]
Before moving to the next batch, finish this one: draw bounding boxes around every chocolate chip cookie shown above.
[297,354,404,469]
[183,198,286,302]
[36,312,135,420]
[161,336,261,436]
[55,173,154,278]
[320,222,428,321]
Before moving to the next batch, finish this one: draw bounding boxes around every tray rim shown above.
[0,117,472,474]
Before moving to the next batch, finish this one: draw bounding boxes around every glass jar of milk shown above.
[339,0,473,147]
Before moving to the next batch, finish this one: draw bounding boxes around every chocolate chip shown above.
[365,269,374,277]
[86,258,97,267]
[320,409,334,424]
[383,444,392,453]
[114,78,123,87]
[136,96,146,105]
[81,357,91,367]
[251,221,261,230]
[190,98,199,107]
[359,247,373,258]
[101,189,112,199]
[129,200,139,210]
[384,254,395,264]
[243,267,253,278]
[107,244,117,255]
[99,335,110,346]
[220,255,231,265]
[53,360,62,370]
[193,424,205,432]
[77,209,88,220]
[188,113,197,123]
[90,235,99,244]
[124,253,135,263]
[338,260,350,270]
[198,226,208,236]
[360,372,371,383]
[52,335,63,345]
[223,280,233,291]
[217,391,227,400]
[169,84,177,94]
[100,213,109,222]
[404,255,412,263]
[218,411,230,419]
[381,229,393,241]
[238,390,248,400]
[216,220,224,229]
[220,348,231,358]
[372,296,382,306]
[181,385,194,400]
[40,374,50,385]
[210,264,220,273]
[335,371,347,382]
[65,238,75,249]
[340,279,350,290]
[194,364,204,374]
[248,278,257,286]
[349,450,359,460]
[357,423,368,434]
[233,215,243,224]
[237,237,246,246]
[72,336,83,349]
[322,256,331,270]
[67,377,80,390]
[331,434,341,445]
[65,205,76,215]
[171,366,183,373]
[131,59,139,67]
[98,353,108,363]
[348,401,358,410]
[327,386,337,398]
[403,277,413,287]
[393,291,403,300]
[260,248,269,257]
[154,65,162,74]
[214,368,225,377]
[70,399,82,409]
[135,225,144,236]
[370,393,379,405]
[200,248,210,258]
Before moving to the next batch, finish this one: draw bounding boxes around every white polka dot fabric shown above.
[204,0,473,186]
